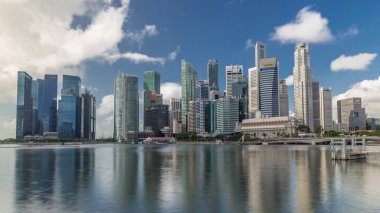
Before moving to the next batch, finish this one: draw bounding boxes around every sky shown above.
[1,0,380,139]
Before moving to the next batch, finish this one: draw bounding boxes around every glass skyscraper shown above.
[58,75,82,139]
[181,59,198,132]
[81,90,96,140]
[259,57,279,117]
[114,72,139,141]
[207,59,219,91]
[16,71,33,140]
[143,71,162,117]
[39,74,58,133]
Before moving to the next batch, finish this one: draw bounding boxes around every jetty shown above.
[330,137,367,160]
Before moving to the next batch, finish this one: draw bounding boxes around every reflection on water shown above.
[0,145,380,212]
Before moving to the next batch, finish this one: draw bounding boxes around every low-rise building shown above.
[236,116,297,138]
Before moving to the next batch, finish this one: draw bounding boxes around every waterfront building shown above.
[188,100,197,132]
[231,76,248,122]
[172,119,182,134]
[143,71,162,109]
[207,59,219,91]
[169,98,181,129]
[210,100,217,133]
[312,79,320,128]
[39,75,58,134]
[366,118,380,130]
[114,72,139,140]
[236,116,297,138]
[293,43,314,130]
[248,67,259,118]
[279,79,289,116]
[319,87,333,132]
[58,75,82,139]
[259,57,279,117]
[144,104,169,136]
[216,98,239,134]
[31,80,39,134]
[81,90,96,140]
[337,97,366,132]
[16,71,33,140]
[225,65,243,97]
[197,80,209,100]
[181,59,198,132]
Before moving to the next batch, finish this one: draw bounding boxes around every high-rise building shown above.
[259,57,279,117]
[81,90,96,140]
[16,71,33,140]
[279,79,289,116]
[195,80,210,134]
[144,104,169,136]
[255,42,266,68]
[58,75,82,139]
[312,79,320,128]
[248,67,259,117]
[231,76,248,122]
[210,100,218,133]
[40,75,58,133]
[197,80,209,100]
[114,72,139,140]
[216,98,239,134]
[188,100,197,132]
[181,59,198,131]
[143,71,162,110]
[169,98,181,129]
[226,65,243,97]
[337,97,366,132]
[319,87,333,132]
[207,59,219,91]
[293,43,313,130]
[31,80,40,134]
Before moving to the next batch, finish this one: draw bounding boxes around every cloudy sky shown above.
[1,0,380,139]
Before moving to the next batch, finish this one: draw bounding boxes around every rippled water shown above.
[1,144,380,212]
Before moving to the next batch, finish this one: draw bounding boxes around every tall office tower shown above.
[58,75,82,139]
[31,80,39,134]
[114,72,139,140]
[231,76,248,121]
[81,90,96,140]
[225,65,243,97]
[319,87,333,132]
[249,42,266,118]
[197,80,209,100]
[36,79,44,133]
[16,71,33,140]
[312,79,320,128]
[196,80,210,134]
[293,43,313,130]
[181,59,198,131]
[207,59,219,91]
[337,97,366,132]
[216,98,239,134]
[210,100,218,133]
[169,98,181,129]
[143,71,162,110]
[188,100,197,132]
[40,75,58,133]
[279,79,289,116]
[144,105,169,136]
[259,57,279,117]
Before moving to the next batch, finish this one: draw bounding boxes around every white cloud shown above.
[96,94,114,138]
[340,26,359,38]
[271,6,334,44]
[331,53,377,72]
[168,46,181,61]
[245,39,255,50]
[285,75,294,86]
[161,82,181,104]
[332,76,380,120]
[125,24,159,49]
[0,119,16,139]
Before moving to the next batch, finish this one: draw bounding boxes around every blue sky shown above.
[0,0,380,138]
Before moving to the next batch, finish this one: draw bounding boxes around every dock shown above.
[330,137,367,160]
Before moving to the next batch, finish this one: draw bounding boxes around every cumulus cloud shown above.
[96,94,114,138]
[285,75,294,86]
[0,119,16,139]
[168,46,181,61]
[331,53,377,72]
[271,6,334,44]
[332,76,380,120]
[245,39,255,50]
[125,24,159,49]
[161,82,182,104]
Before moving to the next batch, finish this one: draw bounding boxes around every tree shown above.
[314,125,323,136]
[297,125,311,133]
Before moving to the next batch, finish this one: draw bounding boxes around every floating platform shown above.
[330,138,367,160]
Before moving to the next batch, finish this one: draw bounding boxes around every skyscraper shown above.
[319,87,333,132]
[169,98,181,130]
[259,57,279,117]
[255,42,266,68]
[293,43,313,130]
[58,75,82,139]
[81,90,96,140]
[337,97,366,132]
[207,59,219,91]
[16,71,33,140]
[181,59,198,131]
[312,79,320,128]
[31,80,39,134]
[216,98,239,134]
[231,76,248,121]
[144,104,169,136]
[279,79,289,117]
[226,65,243,97]
[114,72,139,140]
[40,75,58,133]
[143,71,162,110]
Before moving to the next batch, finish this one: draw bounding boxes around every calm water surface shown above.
[0,144,380,212]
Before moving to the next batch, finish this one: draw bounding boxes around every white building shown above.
[226,65,243,97]
[236,116,297,138]
[319,87,333,132]
[279,79,289,116]
[293,43,314,130]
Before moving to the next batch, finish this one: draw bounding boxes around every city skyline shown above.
[1,0,380,138]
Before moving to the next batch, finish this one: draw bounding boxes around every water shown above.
[1,144,380,212]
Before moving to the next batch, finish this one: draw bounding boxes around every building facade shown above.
[319,87,333,132]
[40,74,58,134]
[114,72,139,140]
[207,59,219,91]
[16,71,33,140]
[143,71,162,110]
[279,79,289,116]
[312,79,320,128]
[144,104,169,136]
[337,97,366,132]
[225,65,243,97]
[259,57,279,117]
[293,43,314,130]
[81,90,96,140]
[216,98,239,134]
[181,59,198,132]
[169,98,181,129]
